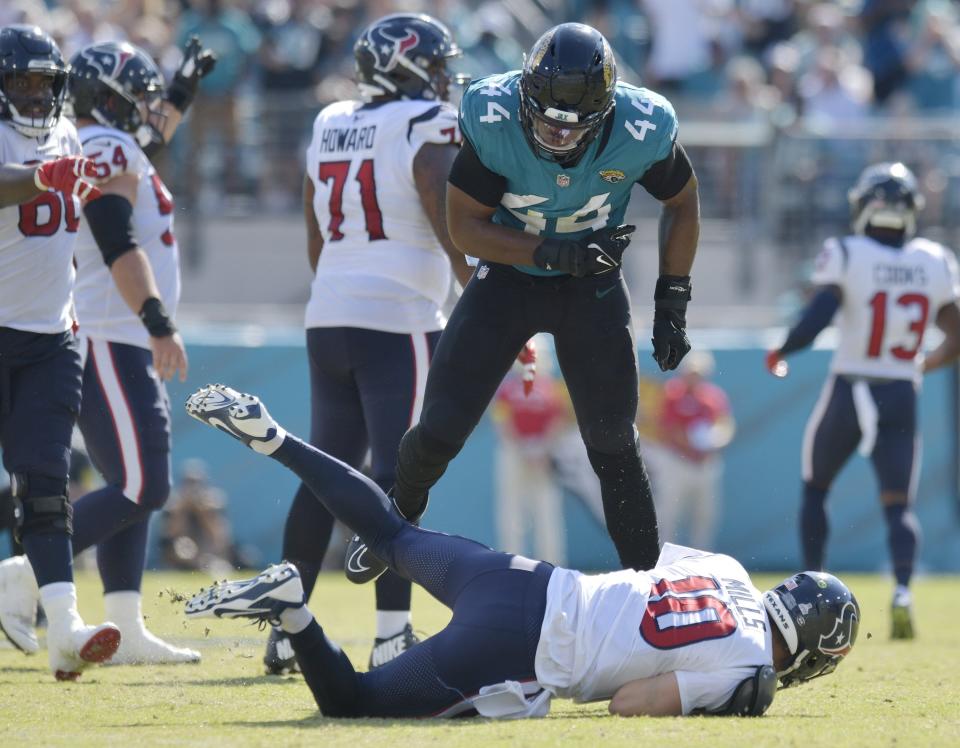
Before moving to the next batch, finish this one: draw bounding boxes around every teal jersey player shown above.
[345,23,701,587]
[459,71,678,274]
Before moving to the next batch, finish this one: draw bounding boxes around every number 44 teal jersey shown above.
[459,71,678,250]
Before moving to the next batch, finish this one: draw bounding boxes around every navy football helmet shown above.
[848,162,925,241]
[0,25,68,137]
[354,13,461,102]
[69,42,165,146]
[763,572,860,688]
[519,23,616,163]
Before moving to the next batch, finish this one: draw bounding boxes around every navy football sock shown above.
[71,485,149,554]
[290,619,361,716]
[801,483,829,570]
[97,518,149,593]
[22,531,74,586]
[883,504,919,588]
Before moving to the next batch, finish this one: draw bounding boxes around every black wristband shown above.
[139,297,176,337]
[165,81,193,114]
[654,275,692,310]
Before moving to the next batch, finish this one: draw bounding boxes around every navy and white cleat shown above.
[185,563,305,625]
[185,384,286,455]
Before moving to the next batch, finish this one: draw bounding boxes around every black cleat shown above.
[368,623,420,669]
[344,535,388,585]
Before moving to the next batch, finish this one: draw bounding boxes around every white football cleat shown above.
[47,620,121,681]
[185,563,304,624]
[109,626,200,665]
[0,555,40,654]
[185,384,286,455]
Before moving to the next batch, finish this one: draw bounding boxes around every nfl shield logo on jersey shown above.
[556,174,570,188]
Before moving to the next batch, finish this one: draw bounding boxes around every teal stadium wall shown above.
[160,330,960,573]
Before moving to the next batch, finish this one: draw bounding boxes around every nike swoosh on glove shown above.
[533,224,636,277]
[651,275,692,371]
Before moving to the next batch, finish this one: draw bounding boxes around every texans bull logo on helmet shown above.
[817,601,858,656]
[366,26,421,73]
[78,46,135,82]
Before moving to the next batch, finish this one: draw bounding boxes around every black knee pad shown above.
[11,472,72,540]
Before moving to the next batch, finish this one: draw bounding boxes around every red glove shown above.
[518,339,537,396]
[765,350,788,378]
[34,156,102,202]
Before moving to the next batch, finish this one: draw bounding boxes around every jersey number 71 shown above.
[318,159,386,242]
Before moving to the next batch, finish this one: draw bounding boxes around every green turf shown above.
[1,570,957,747]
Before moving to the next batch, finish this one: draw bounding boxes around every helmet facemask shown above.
[0,68,67,137]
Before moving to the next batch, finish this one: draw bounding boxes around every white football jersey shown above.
[812,234,960,382]
[535,544,772,715]
[304,99,461,334]
[0,118,82,334]
[73,125,181,349]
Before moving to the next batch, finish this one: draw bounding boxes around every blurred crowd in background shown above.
[5,0,960,254]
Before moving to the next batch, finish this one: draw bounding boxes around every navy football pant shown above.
[281,327,440,612]
[801,374,920,579]
[0,328,81,586]
[393,262,660,570]
[273,436,551,717]
[72,339,172,593]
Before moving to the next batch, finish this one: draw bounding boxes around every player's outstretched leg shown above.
[186,563,367,715]
[186,384,404,552]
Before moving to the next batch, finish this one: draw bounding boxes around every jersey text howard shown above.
[317,125,377,153]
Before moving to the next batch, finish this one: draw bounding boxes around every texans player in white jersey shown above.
[767,163,960,640]
[3,39,215,667]
[182,383,860,718]
[263,13,486,674]
[0,25,122,679]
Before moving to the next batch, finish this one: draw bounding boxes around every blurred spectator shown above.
[798,46,873,124]
[177,0,261,201]
[786,2,862,77]
[738,0,799,57]
[58,0,125,59]
[640,0,720,94]
[491,357,572,566]
[644,351,735,549]
[159,459,243,574]
[905,5,960,111]
[858,0,916,104]
[255,0,328,209]
[460,1,523,77]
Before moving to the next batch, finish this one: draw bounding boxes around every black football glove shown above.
[651,274,692,371]
[533,224,636,278]
[166,36,218,114]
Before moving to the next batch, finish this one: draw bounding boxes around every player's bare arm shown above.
[767,283,843,375]
[922,301,960,372]
[608,672,682,717]
[0,157,100,207]
[657,175,700,277]
[84,171,187,382]
[302,174,323,272]
[414,142,474,288]
[446,181,541,266]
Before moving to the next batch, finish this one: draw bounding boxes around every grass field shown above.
[1,570,957,747]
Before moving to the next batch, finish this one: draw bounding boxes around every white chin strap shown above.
[6,100,57,137]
